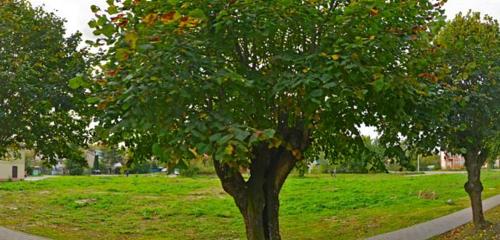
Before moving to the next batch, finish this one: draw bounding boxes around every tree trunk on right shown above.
[464,150,488,228]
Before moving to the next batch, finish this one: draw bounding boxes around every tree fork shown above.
[214,146,298,240]
[215,126,308,240]
[242,145,298,240]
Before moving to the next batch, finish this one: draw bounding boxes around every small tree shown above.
[65,156,88,176]
[86,1,444,239]
[433,12,500,228]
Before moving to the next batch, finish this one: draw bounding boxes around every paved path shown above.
[24,176,57,182]
[421,171,467,175]
[367,194,500,240]
[0,227,48,240]
[403,171,467,177]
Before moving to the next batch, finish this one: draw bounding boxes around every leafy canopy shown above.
[0,0,90,162]
[434,12,500,157]
[88,0,445,167]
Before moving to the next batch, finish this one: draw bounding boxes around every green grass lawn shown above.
[0,172,498,240]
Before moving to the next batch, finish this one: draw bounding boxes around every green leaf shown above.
[209,133,223,142]
[224,144,234,155]
[323,82,337,89]
[88,20,97,28]
[86,97,100,104]
[262,129,275,139]
[215,147,226,161]
[373,79,385,92]
[234,129,250,141]
[217,134,234,145]
[107,5,118,15]
[90,5,100,13]
[69,75,85,89]
[310,89,323,98]
[188,9,206,20]
[124,31,138,49]
[195,143,211,154]
[121,102,131,111]
[152,143,162,156]
[101,24,115,38]
[116,48,129,61]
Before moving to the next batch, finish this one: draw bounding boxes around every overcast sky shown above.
[27,0,500,138]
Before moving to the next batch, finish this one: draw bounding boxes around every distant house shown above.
[440,151,499,170]
[0,150,26,181]
[440,152,465,170]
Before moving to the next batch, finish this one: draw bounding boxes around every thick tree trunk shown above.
[240,185,281,240]
[464,150,488,228]
[214,126,309,240]
[237,144,294,240]
[243,193,267,240]
[263,190,281,239]
[215,151,292,240]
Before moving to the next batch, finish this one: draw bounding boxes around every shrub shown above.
[65,157,87,176]
[180,166,200,177]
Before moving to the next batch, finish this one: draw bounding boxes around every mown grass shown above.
[0,171,498,240]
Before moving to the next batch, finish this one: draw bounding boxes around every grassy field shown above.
[0,172,498,240]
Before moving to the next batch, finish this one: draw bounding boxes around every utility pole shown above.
[417,154,421,172]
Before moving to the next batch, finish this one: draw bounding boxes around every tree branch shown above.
[213,160,247,206]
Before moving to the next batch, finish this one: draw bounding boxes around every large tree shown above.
[86,0,444,239]
[433,12,500,228]
[0,0,91,163]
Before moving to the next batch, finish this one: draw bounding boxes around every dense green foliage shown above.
[0,0,90,162]
[401,12,500,162]
[87,0,444,168]
[65,157,88,176]
[128,160,155,174]
[434,12,499,161]
[337,137,387,173]
[0,173,498,240]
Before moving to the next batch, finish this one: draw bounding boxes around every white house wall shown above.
[0,160,25,180]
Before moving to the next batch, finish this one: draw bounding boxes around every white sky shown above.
[27,0,500,138]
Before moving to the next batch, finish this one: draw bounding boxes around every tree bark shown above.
[214,127,309,240]
[238,144,295,240]
[464,149,488,228]
[241,183,282,240]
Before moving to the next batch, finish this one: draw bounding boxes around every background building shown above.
[440,152,465,170]
[0,150,26,181]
